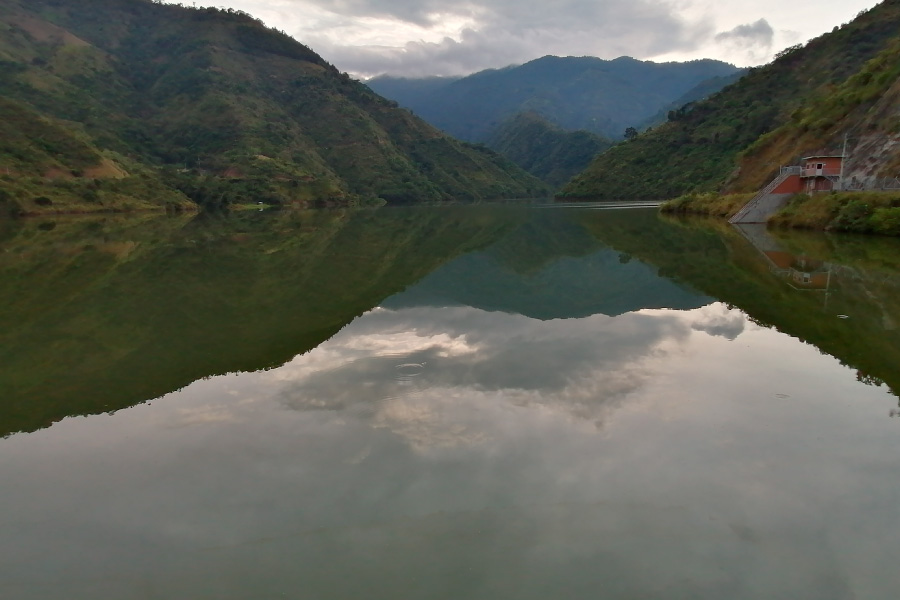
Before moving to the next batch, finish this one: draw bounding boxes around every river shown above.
[1,204,898,599]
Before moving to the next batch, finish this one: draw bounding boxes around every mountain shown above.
[636,70,747,130]
[559,1,900,200]
[485,112,612,187]
[362,75,462,109]
[0,0,545,215]
[367,56,740,142]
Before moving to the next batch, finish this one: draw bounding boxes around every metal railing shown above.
[801,168,842,177]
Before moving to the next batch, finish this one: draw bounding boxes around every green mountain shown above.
[0,0,545,215]
[485,112,612,187]
[560,1,900,200]
[636,70,747,130]
[367,56,740,142]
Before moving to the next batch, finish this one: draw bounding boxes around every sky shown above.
[182,0,883,78]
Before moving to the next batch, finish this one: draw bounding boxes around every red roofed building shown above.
[801,154,844,192]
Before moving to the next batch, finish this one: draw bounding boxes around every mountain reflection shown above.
[581,210,900,397]
[2,205,899,439]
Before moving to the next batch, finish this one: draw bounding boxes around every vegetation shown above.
[636,70,747,130]
[770,191,900,235]
[485,112,612,187]
[559,1,900,200]
[0,0,545,214]
[733,36,900,191]
[660,192,755,218]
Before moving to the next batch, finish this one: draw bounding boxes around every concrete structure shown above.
[730,152,845,224]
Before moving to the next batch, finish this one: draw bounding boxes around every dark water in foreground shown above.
[1,205,899,599]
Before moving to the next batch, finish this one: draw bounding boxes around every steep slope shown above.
[485,112,612,187]
[0,0,545,213]
[368,56,740,142]
[735,37,900,191]
[636,70,747,130]
[560,1,900,200]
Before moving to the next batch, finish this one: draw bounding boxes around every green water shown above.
[1,205,899,599]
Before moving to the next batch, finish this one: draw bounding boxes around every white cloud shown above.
[714,19,775,65]
[177,0,882,76]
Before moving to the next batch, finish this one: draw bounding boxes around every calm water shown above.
[1,205,899,599]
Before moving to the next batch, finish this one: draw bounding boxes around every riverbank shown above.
[661,190,900,236]
[659,192,754,218]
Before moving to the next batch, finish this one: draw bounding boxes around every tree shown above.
[624,127,638,141]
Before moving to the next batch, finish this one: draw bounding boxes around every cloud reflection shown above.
[272,303,746,449]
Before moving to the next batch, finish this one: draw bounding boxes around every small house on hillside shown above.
[801,154,843,192]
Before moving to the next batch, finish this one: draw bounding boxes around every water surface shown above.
[1,205,898,599]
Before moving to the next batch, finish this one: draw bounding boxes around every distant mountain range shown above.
[367,56,741,187]
[368,57,741,142]
[559,0,900,200]
[0,0,545,215]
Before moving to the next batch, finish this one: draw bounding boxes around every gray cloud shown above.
[714,18,774,64]
[276,305,695,442]
[714,18,775,44]
[289,0,714,76]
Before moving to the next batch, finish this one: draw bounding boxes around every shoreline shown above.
[661,191,900,236]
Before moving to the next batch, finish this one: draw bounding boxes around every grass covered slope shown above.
[735,37,900,192]
[559,1,900,200]
[0,0,545,213]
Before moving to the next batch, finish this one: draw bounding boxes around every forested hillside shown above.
[486,113,611,187]
[0,0,545,215]
[560,1,900,200]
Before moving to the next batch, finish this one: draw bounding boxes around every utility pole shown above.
[838,133,848,190]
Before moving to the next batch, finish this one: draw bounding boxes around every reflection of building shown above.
[761,251,831,290]
[734,225,833,293]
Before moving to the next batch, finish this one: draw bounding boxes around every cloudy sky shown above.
[186,0,882,77]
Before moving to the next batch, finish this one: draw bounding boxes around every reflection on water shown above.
[1,206,899,599]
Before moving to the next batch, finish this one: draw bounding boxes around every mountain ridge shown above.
[367,55,741,142]
[0,0,546,214]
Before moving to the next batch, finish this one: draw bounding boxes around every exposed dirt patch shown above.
[83,158,128,179]
[42,168,74,180]
[10,14,91,48]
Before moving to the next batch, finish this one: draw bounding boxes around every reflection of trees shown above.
[579,209,900,402]
[0,207,518,437]
[856,370,885,387]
